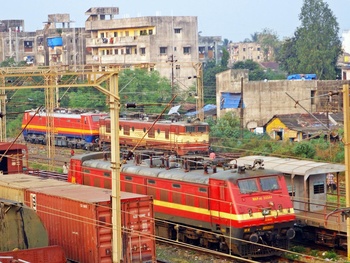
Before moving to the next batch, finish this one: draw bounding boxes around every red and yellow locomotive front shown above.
[208,166,295,257]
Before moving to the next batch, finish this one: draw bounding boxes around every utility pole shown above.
[194,63,204,122]
[43,22,51,66]
[343,84,350,261]
[168,55,176,104]
[240,77,244,139]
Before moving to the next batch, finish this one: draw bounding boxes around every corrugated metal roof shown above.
[236,155,345,180]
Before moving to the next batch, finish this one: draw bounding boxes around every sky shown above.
[0,0,349,42]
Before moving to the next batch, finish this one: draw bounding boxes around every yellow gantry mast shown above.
[0,65,122,263]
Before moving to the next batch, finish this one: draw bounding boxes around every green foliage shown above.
[277,0,342,80]
[221,48,229,68]
[118,69,172,113]
[321,250,338,260]
[67,87,107,111]
[231,60,285,81]
[292,141,316,159]
[203,61,226,104]
[0,57,27,67]
[256,28,280,61]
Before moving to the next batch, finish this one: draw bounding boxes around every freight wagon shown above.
[0,246,66,263]
[0,174,156,263]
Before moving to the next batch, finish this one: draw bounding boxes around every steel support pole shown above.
[343,84,350,260]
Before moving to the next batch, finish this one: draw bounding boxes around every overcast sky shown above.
[1,0,349,42]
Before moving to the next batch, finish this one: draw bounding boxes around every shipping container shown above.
[0,174,71,202]
[0,246,66,263]
[0,174,156,263]
[25,180,155,263]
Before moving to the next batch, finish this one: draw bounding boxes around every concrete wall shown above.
[216,69,346,129]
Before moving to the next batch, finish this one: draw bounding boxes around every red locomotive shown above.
[21,108,210,155]
[68,152,296,258]
[22,108,107,150]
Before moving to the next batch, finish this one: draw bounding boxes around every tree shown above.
[257,28,280,62]
[220,48,229,68]
[203,61,227,104]
[277,0,342,80]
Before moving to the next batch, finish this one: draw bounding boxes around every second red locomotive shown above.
[68,152,296,258]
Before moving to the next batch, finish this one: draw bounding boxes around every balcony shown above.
[86,54,149,65]
[86,35,151,47]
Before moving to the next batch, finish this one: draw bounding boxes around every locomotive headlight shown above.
[262,208,270,216]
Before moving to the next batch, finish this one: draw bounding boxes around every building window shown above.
[140,30,147,35]
[126,47,131,54]
[311,90,316,105]
[140,47,146,55]
[114,49,118,55]
[24,41,33,52]
[100,33,105,38]
[160,47,167,55]
[183,47,190,54]
[125,31,129,36]
[121,49,124,55]
[313,182,325,194]
[148,29,153,35]
[114,32,118,37]
[174,28,181,34]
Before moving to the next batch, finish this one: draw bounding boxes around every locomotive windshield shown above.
[92,116,100,122]
[238,176,280,194]
[185,125,208,133]
[238,179,258,194]
[260,176,280,191]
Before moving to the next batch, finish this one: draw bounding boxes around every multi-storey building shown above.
[198,35,222,65]
[228,42,265,67]
[84,7,199,90]
[0,15,86,67]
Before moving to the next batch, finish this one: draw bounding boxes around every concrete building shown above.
[216,69,344,132]
[198,35,222,65]
[84,7,199,89]
[228,42,265,66]
[0,15,86,67]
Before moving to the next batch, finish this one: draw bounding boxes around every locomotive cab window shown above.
[197,126,207,132]
[238,179,258,194]
[92,116,100,122]
[260,177,279,191]
[186,126,195,133]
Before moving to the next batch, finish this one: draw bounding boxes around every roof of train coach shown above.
[236,156,345,179]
